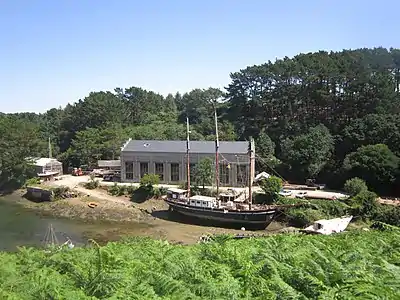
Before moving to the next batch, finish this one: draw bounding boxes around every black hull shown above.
[165,199,276,230]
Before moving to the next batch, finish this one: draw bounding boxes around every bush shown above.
[84,175,99,190]
[50,186,70,200]
[349,190,379,219]
[126,184,137,195]
[140,174,160,187]
[276,198,350,226]
[108,183,126,196]
[344,177,368,196]
[285,208,326,227]
[373,205,400,227]
[259,176,282,203]
[23,177,41,188]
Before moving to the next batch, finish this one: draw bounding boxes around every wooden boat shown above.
[165,117,296,230]
[165,194,276,230]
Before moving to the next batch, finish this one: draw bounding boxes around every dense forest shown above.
[1,47,400,195]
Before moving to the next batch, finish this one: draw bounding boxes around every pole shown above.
[248,137,255,210]
[48,137,52,158]
[213,104,220,198]
[186,117,191,197]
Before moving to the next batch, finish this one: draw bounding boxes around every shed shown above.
[30,158,63,176]
[97,160,121,170]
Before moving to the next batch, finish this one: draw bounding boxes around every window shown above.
[155,163,164,181]
[125,161,134,180]
[219,162,230,185]
[140,162,148,178]
[237,165,247,185]
[170,163,180,181]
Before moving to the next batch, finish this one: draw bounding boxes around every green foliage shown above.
[126,184,137,195]
[140,173,160,187]
[344,177,368,196]
[260,176,282,203]
[131,175,163,202]
[108,183,126,196]
[0,232,399,299]
[193,157,214,189]
[283,199,350,227]
[285,208,326,227]
[281,124,334,178]
[84,175,99,190]
[50,186,70,200]
[24,177,41,188]
[349,190,379,219]
[0,117,43,192]
[374,205,400,227]
[3,47,400,197]
[343,144,399,193]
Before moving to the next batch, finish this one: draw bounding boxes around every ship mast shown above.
[49,137,53,172]
[248,137,255,210]
[213,103,220,198]
[186,117,191,197]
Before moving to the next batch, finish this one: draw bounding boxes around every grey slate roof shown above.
[122,140,249,154]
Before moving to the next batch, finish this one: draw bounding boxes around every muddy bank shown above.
[9,187,287,246]
[20,194,155,224]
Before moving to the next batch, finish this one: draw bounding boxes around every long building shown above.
[120,139,253,187]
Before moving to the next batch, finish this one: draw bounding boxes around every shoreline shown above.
[6,185,286,245]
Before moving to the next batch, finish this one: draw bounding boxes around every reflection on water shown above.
[0,194,152,252]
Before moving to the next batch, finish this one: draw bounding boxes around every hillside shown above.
[1,47,400,195]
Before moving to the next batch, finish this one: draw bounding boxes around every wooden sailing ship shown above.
[164,115,295,230]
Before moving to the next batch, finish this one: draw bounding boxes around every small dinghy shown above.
[42,223,75,252]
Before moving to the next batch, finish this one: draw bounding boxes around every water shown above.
[0,194,151,252]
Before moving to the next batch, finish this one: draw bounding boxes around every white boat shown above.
[43,223,75,252]
[301,216,353,235]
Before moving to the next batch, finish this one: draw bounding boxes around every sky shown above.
[1,0,399,113]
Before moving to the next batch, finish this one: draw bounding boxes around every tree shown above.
[255,130,279,171]
[0,117,43,191]
[260,176,283,202]
[4,47,400,196]
[193,158,213,189]
[281,124,334,179]
[343,144,399,193]
[344,177,368,196]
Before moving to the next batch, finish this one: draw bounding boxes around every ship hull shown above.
[165,199,276,230]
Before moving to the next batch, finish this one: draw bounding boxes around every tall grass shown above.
[0,230,399,299]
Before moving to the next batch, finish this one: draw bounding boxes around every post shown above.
[48,137,52,158]
[186,117,191,197]
[213,105,220,198]
[248,137,255,210]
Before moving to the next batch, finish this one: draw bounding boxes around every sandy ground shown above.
[43,175,282,244]
[38,175,394,244]
[54,175,349,199]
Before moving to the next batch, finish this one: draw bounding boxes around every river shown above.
[0,194,153,252]
[0,193,286,252]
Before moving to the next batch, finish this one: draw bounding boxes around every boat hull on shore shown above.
[165,198,276,230]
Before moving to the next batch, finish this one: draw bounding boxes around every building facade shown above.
[120,139,254,187]
[31,158,63,175]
